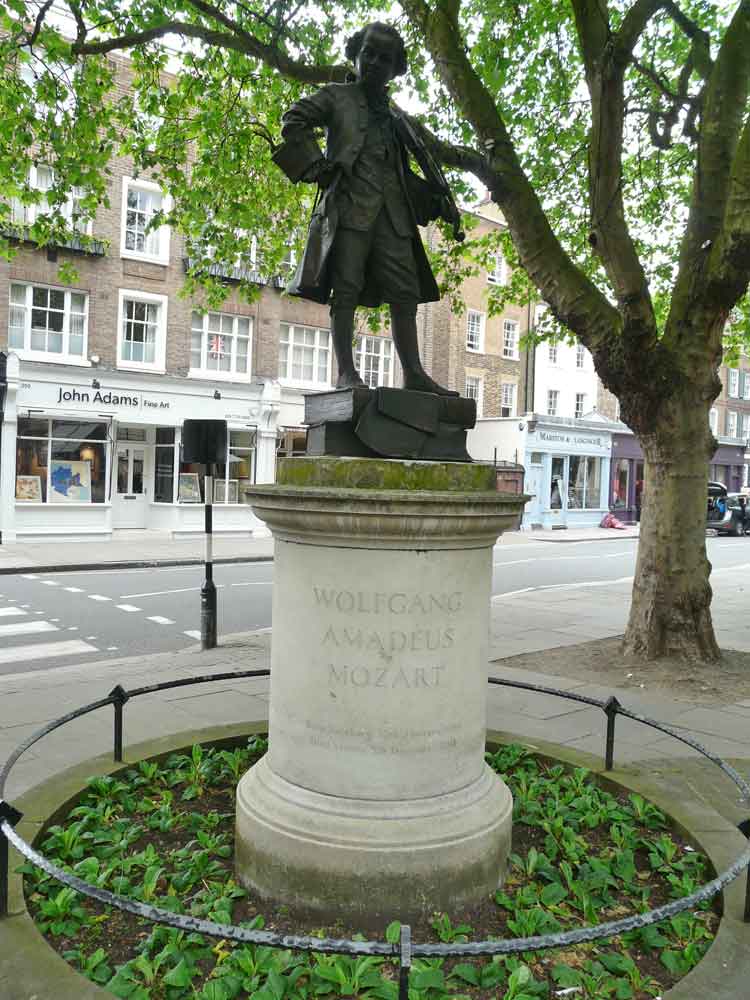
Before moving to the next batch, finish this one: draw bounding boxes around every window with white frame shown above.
[729,369,740,397]
[465,375,483,416]
[354,335,393,388]
[117,289,168,372]
[121,177,170,264]
[279,323,331,387]
[502,318,519,359]
[500,382,516,417]
[548,342,558,364]
[8,283,87,361]
[190,311,252,379]
[575,392,586,418]
[547,389,559,416]
[487,251,507,285]
[709,408,718,434]
[9,164,92,234]
[466,310,485,352]
[743,372,750,400]
[727,410,738,437]
[575,343,586,369]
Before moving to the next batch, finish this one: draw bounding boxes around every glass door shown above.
[113,444,148,528]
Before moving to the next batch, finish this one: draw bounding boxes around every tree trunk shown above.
[623,392,720,661]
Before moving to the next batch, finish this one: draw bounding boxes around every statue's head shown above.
[345,22,408,88]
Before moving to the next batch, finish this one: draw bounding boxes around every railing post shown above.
[603,696,622,772]
[745,864,750,923]
[0,801,23,918]
[109,685,130,763]
[398,923,411,1000]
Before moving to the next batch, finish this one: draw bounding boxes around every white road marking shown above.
[68,626,79,631]
[230,581,272,587]
[64,586,84,593]
[0,639,98,665]
[116,604,142,613]
[50,618,60,622]
[85,635,97,640]
[88,594,112,602]
[184,630,201,639]
[106,646,118,651]
[493,559,536,567]
[21,574,39,579]
[41,580,59,586]
[493,576,634,601]
[0,608,27,618]
[120,585,224,599]
[147,615,175,625]
[0,620,58,637]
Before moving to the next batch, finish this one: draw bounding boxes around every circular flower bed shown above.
[20,739,718,1000]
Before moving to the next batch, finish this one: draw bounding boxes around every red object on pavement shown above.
[600,512,627,529]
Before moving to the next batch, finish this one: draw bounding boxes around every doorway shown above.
[113,433,149,529]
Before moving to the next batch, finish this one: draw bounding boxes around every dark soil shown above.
[494,638,750,704]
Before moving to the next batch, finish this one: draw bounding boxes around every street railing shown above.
[1,669,749,999]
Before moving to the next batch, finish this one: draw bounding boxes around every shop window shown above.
[354,335,393,388]
[16,417,108,504]
[278,323,331,387]
[120,177,170,265]
[117,290,168,373]
[502,319,519,359]
[575,393,586,418]
[500,382,516,417]
[568,455,602,509]
[178,429,256,504]
[8,282,87,361]
[276,428,307,461]
[154,427,175,503]
[487,251,507,285]
[550,456,564,508]
[575,343,586,369]
[612,458,629,509]
[547,389,559,416]
[728,369,739,397]
[530,452,543,465]
[465,375,483,416]
[466,310,484,352]
[190,311,252,379]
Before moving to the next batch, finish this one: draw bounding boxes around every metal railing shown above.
[1,669,749,999]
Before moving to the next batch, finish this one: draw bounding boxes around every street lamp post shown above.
[201,466,217,650]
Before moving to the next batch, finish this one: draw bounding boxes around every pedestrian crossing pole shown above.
[201,465,217,650]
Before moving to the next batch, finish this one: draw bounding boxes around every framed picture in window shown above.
[178,472,202,503]
[214,479,239,503]
[15,475,43,502]
[48,460,92,503]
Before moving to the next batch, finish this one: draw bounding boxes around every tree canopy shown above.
[2,0,750,659]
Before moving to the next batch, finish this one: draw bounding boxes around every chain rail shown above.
[0,668,748,965]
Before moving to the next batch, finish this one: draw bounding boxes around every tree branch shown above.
[25,0,56,48]
[399,0,621,359]
[571,0,657,337]
[671,0,750,317]
[705,115,750,311]
[70,16,346,84]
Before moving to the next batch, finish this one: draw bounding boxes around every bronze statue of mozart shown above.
[273,21,464,397]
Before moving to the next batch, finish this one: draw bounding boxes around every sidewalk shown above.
[1,567,746,822]
[0,524,639,574]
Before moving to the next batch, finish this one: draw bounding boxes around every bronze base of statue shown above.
[304,386,476,462]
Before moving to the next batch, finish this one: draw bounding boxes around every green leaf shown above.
[163,958,196,987]
[385,920,401,944]
[540,882,568,906]
[551,965,581,987]
[449,963,479,986]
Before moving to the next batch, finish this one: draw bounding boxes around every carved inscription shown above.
[313,586,463,688]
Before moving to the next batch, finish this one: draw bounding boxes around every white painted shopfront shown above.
[468,413,615,530]
[1,354,282,542]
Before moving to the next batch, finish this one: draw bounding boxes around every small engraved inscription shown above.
[322,626,454,655]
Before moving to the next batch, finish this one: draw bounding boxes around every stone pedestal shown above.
[236,458,526,925]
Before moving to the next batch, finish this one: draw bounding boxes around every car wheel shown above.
[731,520,743,537]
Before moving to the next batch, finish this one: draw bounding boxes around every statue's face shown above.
[355,27,400,89]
